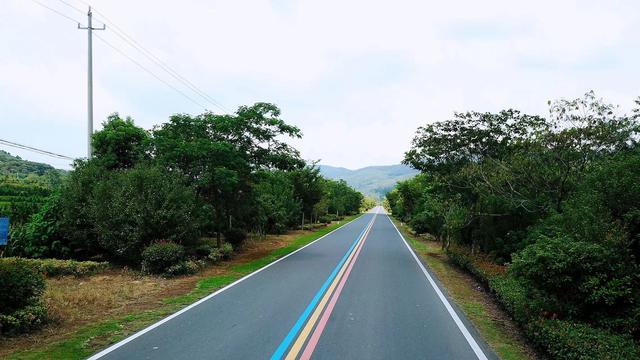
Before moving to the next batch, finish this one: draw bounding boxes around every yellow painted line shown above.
[284,214,377,360]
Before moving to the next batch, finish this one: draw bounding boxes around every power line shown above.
[94,32,208,109]
[55,0,84,15]
[0,139,75,161]
[32,0,230,113]
[74,0,230,113]
[30,0,81,23]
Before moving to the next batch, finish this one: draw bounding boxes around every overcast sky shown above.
[2,0,639,170]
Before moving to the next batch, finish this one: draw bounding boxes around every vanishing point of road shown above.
[90,207,496,360]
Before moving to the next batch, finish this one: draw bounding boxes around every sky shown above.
[1,0,639,170]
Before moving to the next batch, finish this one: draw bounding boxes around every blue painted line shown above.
[270,216,373,360]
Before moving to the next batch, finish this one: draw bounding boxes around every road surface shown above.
[90,207,496,360]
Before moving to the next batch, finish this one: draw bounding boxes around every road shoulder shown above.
[391,218,539,360]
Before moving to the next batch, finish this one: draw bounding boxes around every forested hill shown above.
[0,150,64,177]
[319,164,418,199]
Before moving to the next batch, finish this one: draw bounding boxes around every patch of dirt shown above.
[0,224,327,358]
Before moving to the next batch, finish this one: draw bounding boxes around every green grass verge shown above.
[392,219,531,360]
[8,215,360,360]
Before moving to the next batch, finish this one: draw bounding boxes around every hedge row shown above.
[0,304,47,335]
[0,257,109,277]
[0,259,48,335]
[445,245,640,359]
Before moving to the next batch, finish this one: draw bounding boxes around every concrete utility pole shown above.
[78,7,105,158]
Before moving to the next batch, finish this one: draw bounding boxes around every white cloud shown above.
[1,0,639,169]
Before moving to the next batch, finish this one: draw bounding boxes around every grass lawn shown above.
[3,215,359,360]
[392,219,539,360]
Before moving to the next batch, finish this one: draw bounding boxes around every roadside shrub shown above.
[223,228,247,247]
[141,242,185,274]
[78,164,201,263]
[510,234,639,333]
[194,244,215,258]
[0,259,46,313]
[0,304,48,335]
[489,275,541,324]
[220,243,234,260]
[164,260,200,277]
[207,248,223,263]
[528,319,640,360]
[7,192,68,259]
[207,243,234,264]
[0,257,108,277]
[317,215,332,224]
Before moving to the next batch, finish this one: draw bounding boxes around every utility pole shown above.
[78,7,105,158]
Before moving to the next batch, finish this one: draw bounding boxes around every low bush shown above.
[0,259,46,313]
[445,244,640,358]
[0,259,48,335]
[223,228,247,247]
[207,248,223,263]
[220,243,234,260]
[0,303,48,335]
[206,243,234,264]
[528,319,640,360]
[194,244,215,258]
[0,257,109,277]
[317,216,332,224]
[164,260,200,277]
[510,234,640,335]
[141,242,185,274]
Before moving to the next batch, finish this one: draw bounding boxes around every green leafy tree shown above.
[92,114,150,170]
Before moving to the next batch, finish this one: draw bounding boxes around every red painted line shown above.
[299,218,372,360]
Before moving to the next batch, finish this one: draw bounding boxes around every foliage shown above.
[88,164,202,262]
[164,260,200,277]
[528,319,640,360]
[7,192,66,258]
[0,257,108,277]
[220,243,234,260]
[389,92,640,352]
[141,242,185,274]
[511,234,639,335]
[253,170,301,234]
[0,150,64,178]
[446,245,640,359]
[0,258,46,313]
[91,113,150,170]
[0,303,48,336]
[223,228,247,247]
[2,103,366,269]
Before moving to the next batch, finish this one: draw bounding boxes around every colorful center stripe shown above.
[271,211,378,360]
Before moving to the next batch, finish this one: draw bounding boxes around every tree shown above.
[151,103,304,245]
[92,114,149,170]
[88,164,202,262]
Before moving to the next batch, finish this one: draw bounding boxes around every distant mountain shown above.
[319,164,418,200]
[0,150,66,177]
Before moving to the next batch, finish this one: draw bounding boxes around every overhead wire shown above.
[33,0,223,112]
[73,0,230,113]
[0,139,75,160]
[94,32,208,109]
[30,0,81,23]
[55,0,85,15]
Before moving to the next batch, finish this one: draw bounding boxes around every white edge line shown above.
[388,216,489,360]
[88,214,365,360]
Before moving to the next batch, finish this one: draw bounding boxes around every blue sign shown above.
[0,217,8,246]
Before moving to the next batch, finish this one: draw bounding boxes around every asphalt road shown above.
[90,207,496,360]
